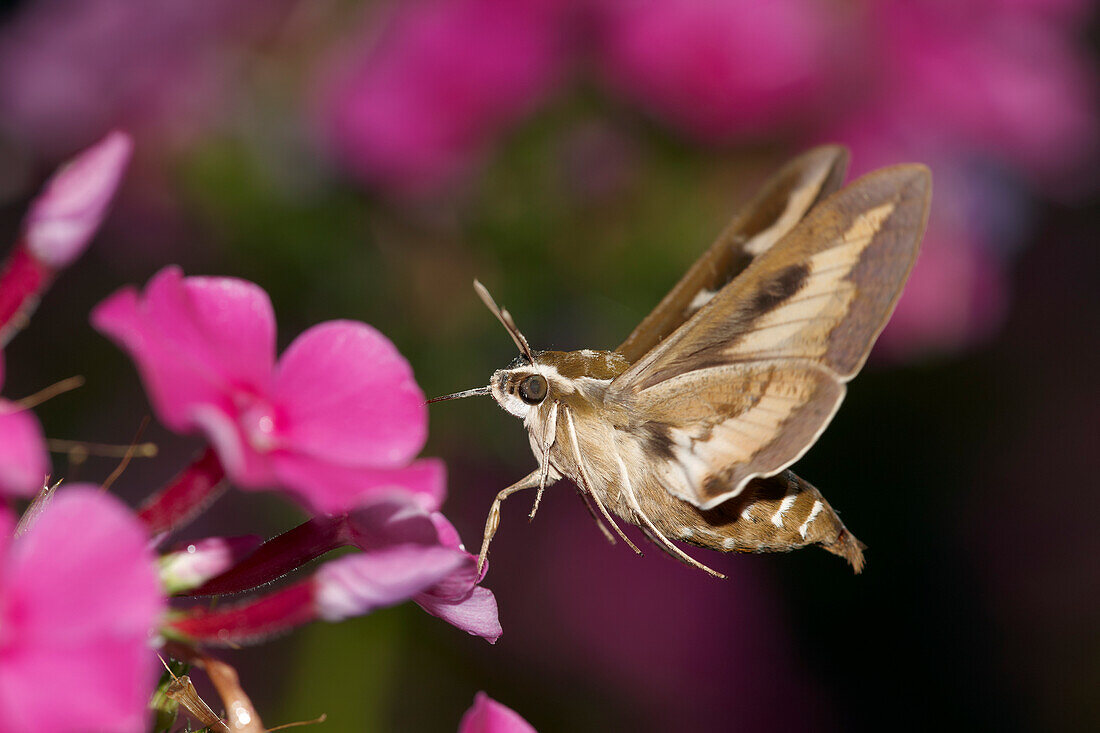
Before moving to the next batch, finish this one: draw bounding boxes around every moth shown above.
[432,147,931,578]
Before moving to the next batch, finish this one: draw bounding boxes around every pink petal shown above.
[411,527,501,642]
[343,488,447,550]
[92,266,276,437]
[430,511,465,551]
[23,130,132,269]
[0,487,164,733]
[273,321,427,467]
[0,507,12,557]
[272,452,445,515]
[458,692,536,733]
[418,586,502,644]
[313,545,465,622]
[190,403,273,486]
[0,399,50,497]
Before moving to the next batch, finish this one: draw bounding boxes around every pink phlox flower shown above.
[0,352,50,497]
[23,130,132,269]
[170,489,500,644]
[597,0,839,141]
[91,265,443,514]
[0,487,165,733]
[316,0,566,195]
[458,692,537,733]
[414,511,501,642]
[338,491,501,641]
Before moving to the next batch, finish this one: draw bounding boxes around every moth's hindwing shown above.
[616,145,850,362]
[612,165,932,510]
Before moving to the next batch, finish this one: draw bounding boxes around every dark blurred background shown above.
[0,1,1097,730]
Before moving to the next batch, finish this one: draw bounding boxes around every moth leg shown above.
[562,405,642,555]
[611,450,726,579]
[529,401,558,520]
[477,470,543,576]
[528,461,549,520]
[584,485,642,555]
[575,489,617,545]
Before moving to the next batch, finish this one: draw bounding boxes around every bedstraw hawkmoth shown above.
[431,147,931,578]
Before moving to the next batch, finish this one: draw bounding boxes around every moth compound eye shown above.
[518,374,548,404]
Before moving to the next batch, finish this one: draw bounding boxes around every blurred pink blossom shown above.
[597,0,838,141]
[811,0,1097,356]
[316,0,566,195]
[868,2,1097,184]
[878,229,1009,357]
[0,130,131,346]
[0,0,290,155]
[92,266,443,514]
[0,488,164,733]
[458,692,536,733]
[0,353,50,497]
[23,130,132,268]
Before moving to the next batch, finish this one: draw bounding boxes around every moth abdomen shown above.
[703,471,865,572]
[638,470,865,573]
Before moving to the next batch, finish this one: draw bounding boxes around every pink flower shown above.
[92,266,442,514]
[0,353,50,497]
[182,490,501,642]
[170,490,500,644]
[0,131,131,346]
[0,487,165,733]
[597,0,838,141]
[0,0,288,155]
[414,512,501,641]
[23,130,133,269]
[316,0,565,195]
[320,491,500,641]
[458,692,536,733]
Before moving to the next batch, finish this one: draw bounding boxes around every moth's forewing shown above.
[616,145,850,362]
[612,165,931,509]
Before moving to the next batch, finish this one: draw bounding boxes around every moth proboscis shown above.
[431,146,932,578]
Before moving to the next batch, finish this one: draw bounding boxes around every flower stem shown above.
[138,447,227,538]
[190,515,349,597]
[0,244,50,347]
[166,582,316,646]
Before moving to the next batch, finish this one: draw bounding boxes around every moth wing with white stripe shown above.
[616,145,850,363]
[611,165,932,510]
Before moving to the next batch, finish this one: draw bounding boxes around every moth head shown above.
[427,280,553,418]
[488,354,566,419]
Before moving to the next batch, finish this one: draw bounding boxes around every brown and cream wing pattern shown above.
[612,165,932,509]
[615,145,850,363]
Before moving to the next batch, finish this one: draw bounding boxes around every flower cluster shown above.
[0,134,501,732]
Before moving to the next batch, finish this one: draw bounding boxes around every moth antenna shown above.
[427,386,491,404]
[473,279,534,362]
